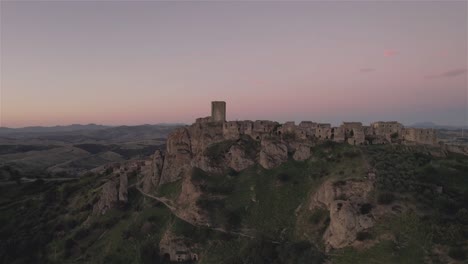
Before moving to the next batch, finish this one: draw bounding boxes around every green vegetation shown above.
[157,180,182,199]
[333,212,431,264]
[332,145,468,263]
[204,140,236,163]
[74,143,163,159]
[2,141,468,263]
[0,144,59,155]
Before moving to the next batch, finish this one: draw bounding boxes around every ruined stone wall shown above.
[342,122,363,135]
[315,124,331,139]
[195,116,212,124]
[371,121,403,139]
[223,120,253,139]
[330,126,345,142]
[297,121,316,139]
[347,128,365,145]
[299,121,318,129]
[403,128,437,145]
[341,122,366,145]
[250,120,278,139]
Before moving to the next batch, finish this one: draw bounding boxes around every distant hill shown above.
[410,122,467,130]
[0,124,109,134]
[0,123,185,142]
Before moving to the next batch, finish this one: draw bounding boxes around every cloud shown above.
[425,68,467,79]
[384,49,398,57]
[360,68,375,73]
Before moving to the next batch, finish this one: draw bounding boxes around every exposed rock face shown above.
[175,172,208,225]
[324,200,374,249]
[93,180,118,215]
[142,150,164,193]
[188,122,224,154]
[311,179,375,249]
[293,144,311,161]
[161,128,193,184]
[226,144,255,171]
[119,173,128,202]
[259,139,288,169]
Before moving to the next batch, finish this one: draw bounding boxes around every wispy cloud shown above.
[425,68,467,79]
[360,68,375,73]
[384,49,398,57]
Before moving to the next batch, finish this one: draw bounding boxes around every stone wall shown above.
[403,128,437,145]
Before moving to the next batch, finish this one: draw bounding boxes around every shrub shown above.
[377,192,395,205]
[227,209,243,229]
[335,194,347,200]
[206,184,234,195]
[359,203,373,214]
[204,140,235,162]
[73,228,89,240]
[140,241,161,264]
[277,173,290,182]
[333,180,346,187]
[343,150,360,158]
[309,209,327,224]
[64,238,76,258]
[448,247,466,260]
[356,231,373,241]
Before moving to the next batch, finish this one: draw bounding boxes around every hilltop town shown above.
[96,100,442,204]
[200,101,437,146]
[3,101,468,264]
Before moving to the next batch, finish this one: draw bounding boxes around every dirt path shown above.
[134,185,278,242]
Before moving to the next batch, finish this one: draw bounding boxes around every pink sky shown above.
[1,1,466,127]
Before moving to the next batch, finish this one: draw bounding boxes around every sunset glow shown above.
[1,1,466,127]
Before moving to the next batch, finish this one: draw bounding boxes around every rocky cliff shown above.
[310,178,375,249]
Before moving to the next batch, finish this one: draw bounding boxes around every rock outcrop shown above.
[226,144,255,171]
[259,139,288,169]
[142,150,164,193]
[160,128,193,184]
[119,173,128,202]
[311,178,375,249]
[293,144,312,161]
[93,180,118,215]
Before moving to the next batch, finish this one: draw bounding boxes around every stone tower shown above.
[211,101,226,122]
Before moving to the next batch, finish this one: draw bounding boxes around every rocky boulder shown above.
[324,200,374,248]
[311,178,375,249]
[226,144,255,172]
[93,180,118,215]
[293,144,312,161]
[259,139,288,169]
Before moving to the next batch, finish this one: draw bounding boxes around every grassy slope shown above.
[1,143,467,263]
[331,145,468,264]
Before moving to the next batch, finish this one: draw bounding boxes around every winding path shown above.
[134,184,278,242]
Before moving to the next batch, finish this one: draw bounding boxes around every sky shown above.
[0,1,467,128]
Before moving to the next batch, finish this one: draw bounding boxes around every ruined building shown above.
[196,101,437,146]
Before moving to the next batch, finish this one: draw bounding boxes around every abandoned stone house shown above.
[159,236,199,263]
[195,101,438,146]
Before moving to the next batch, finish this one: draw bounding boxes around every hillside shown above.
[1,123,467,263]
[0,124,182,178]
